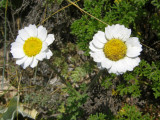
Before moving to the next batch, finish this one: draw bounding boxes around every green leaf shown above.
[0,96,17,120]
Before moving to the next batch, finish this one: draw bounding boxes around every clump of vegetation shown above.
[115,60,160,98]
[116,104,152,120]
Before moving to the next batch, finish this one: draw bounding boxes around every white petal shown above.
[46,49,53,59]
[107,56,139,75]
[22,57,33,69]
[89,41,102,52]
[41,42,48,51]
[16,56,28,65]
[15,35,24,44]
[35,52,46,61]
[37,26,47,41]
[11,48,25,58]
[101,57,113,69]
[125,57,140,71]
[114,59,128,73]
[10,42,24,57]
[127,45,142,57]
[24,24,37,37]
[90,51,105,62]
[118,57,140,73]
[30,58,38,68]
[105,24,131,41]
[92,37,104,48]
[126,37,142,57]
[126,37,142,48]
[45,34,55,45]
[108,61,119,75]
[105,25,114,40]
[94,31,107,43]
[11,42,23,50]
[10,48,20,54]
[18,28,30,40]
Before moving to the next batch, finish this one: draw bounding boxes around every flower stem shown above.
[84,70,103,93]
[44,60,81,97]
[2,0,8,89]
[34,66,38,82]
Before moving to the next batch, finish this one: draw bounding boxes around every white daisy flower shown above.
[10,24,55,69]
[89,24,142,75]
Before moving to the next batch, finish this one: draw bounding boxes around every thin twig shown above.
[38,0,80,26]
[67,0,108,26]
[140,42,156,51]
[7,19,14,40]
[2,0,8,89]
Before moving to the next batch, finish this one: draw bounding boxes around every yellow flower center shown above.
[103,39,127,61]
[23,37,42,57]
